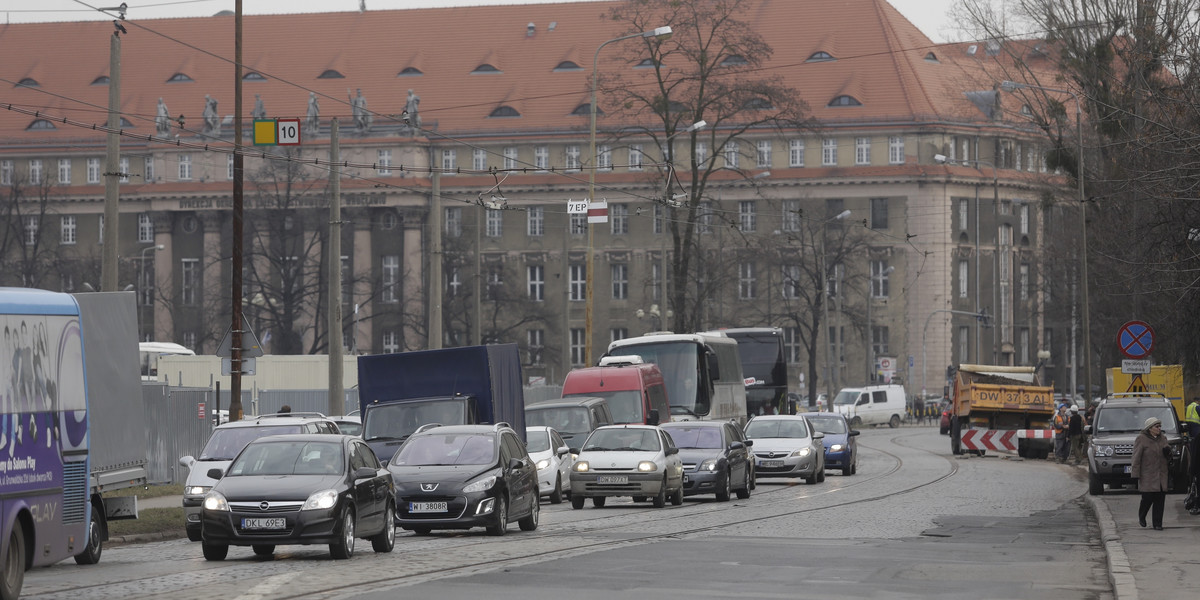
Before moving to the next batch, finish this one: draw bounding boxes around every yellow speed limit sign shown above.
[252,118,302,146]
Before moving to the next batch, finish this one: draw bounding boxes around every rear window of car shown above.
[745,419,809,439]
[392,433,496,466]
[199,425,305,460]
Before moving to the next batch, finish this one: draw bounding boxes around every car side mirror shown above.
[665,446,679,456]
[849,430,860,436]
[206,468,224,479]
[1084,425,1092,435]
[647,409,660,426]
[744,439,753,447]
[569,447,581,455]
[509,457,524,471]
[556,446,570,457]
[179,455,195,468]
[728,441,744,451]
[354,466,377,480]
[813,431,825,439]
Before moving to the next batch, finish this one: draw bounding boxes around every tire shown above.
[550,474,564,504]
[252,544,275,556]
[329,506,356,559]
[671,485,683,506]
[518,496,539,531]
[571,495,585,510]
[950,417,963,455]
[716,469,732,502]
[889,414,901,428]
[371,504,396,553]
[486,496,508,536]
[2,523,26,600]
[632,496,646,503]
[73,504,103,565]
[592,496,606,508]
[202,541,228,561]
[1088,470,1105,495]
[735,468,751,499]
[653,479,667,508]
[186,528,202,542]
[817,468,826,483]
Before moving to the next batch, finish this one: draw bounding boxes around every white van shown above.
[831,384,906,428]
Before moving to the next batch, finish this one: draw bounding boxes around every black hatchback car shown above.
[659,421,753,501]
[387,423,539,536]
[199,434,395,561]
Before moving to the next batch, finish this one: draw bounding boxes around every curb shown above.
[1085,494,1137,600]
[108,530,188,546]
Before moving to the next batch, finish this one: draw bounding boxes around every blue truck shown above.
[357,344,526,464]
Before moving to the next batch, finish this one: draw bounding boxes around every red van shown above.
[561,357,672,426]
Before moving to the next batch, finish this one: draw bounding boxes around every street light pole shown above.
[821,209,851,399]
[1000,81,1088,400]
[139,244,164,339]
[586,25,672,367]
[934,154,996,364]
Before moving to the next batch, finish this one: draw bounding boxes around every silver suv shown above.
[1087,394,1190,495]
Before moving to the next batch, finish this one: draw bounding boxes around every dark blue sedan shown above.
[798,412,859,475]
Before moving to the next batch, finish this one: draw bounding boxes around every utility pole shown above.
[328,119,344,416]
[229,0,245,421]
[100,26,121,291]
[428,170,442,349]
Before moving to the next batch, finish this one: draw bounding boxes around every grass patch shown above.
[108,507,185,537]
[103,483,184,499]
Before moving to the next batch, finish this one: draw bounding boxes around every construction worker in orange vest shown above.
[1052,404,1069,463]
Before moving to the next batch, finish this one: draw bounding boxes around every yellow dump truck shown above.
[949,364,1056,457]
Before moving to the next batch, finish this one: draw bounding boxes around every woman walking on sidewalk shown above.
[1131,417,1170,530]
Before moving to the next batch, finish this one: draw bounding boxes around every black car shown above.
[659,421,753,501]
[387,423,539,536]
[199,434,395,561]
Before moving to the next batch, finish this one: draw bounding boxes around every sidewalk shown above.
[1080,463,1198,600]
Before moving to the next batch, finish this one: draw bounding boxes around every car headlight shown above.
[535,458,551,471]
[202,491,229,512]
[791,447,812,458]
[637,461,659,472]
[463,475,497,493]
[573,461,590,472]
[187,485,211,496]
[1098,446,1113,457]
[302,489,339,511]
[829,444,845,452]
[699,458,719,472]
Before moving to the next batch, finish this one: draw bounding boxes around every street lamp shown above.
[934,153,996,363]
[585,25,673,367]
[139,244,164,340]
[821,209,851,396]
[1000,80,1089,401]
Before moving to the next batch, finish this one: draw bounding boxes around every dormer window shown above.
[27,119,56,130]
[120,117,134,128]
[554,61,583,71]
[167,73,193,83]
[745,98,773,110]
[489,106,521,118]
[924,52,940,63]
[16,78,39,87]
[806,51,835,62]
[243,72,267,81]
[472,64,501,74]
[721,55,748,66]
[1020,104,1033,116]
[572,103,602,116]
[635,58,659,68]
[398,67,423,77]
[318,69,345,79]
[91,76,110,85]
[828,95,862,107]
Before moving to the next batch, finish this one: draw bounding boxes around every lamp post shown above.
[934,153,996,363]
[821,209,851,397]
[1000,80,1088,401]
[138,244,164,341]
[585,25,673,367]
[867,265,894,382]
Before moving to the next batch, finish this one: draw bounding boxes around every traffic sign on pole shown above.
[276,118,301,146]
[1117,321,1154,359]
[252,119,276,145]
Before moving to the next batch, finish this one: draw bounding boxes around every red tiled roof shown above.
[0,0,1032,149]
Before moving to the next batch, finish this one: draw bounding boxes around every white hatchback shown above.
[569,424,685,509]
[526,426,573,504]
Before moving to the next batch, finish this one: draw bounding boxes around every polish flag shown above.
[587,200,609,224]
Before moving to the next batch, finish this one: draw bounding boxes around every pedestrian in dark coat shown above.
[1131,416,1170,530]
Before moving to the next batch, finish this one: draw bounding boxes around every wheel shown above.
[749,464,757,490]
[716,469,732,502]
[201,541,228,561]
[671,484,684,506]
[2,522,26,600]
[518,496,539,531]
[371,503,396,552]
[817,468,826,483]
[571,495,585,509]
[736,468,751,499]
[186,528,202,542]
[592,496,606,508]
[550,474,564,504]
[950,417,963,455]
[889,414,901,428]
[252,544,275,556]
[1088,470,1104,495]
[486,496,508,536]
[329,506,356,559]
[653,479,667,508]
[74,504,103,565]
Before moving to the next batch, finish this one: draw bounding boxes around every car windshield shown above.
[1094,405,1179,434]
[583,428,661,452]
[199,425,305,460]
[804,415,847,435]
[662,426,722,449]
[832,391,860,406]
[569,390,643,424]
[525,406,591,437]
[228,440,344,476]
[335,421,362,436]
[392,433,496,466]
[362,398,467,442]
[525,430,552,453]
[744,419,809,439]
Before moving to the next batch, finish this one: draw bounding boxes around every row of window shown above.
[957,258,1034,301]
[957,199,1033,236]
[19,213,155,246]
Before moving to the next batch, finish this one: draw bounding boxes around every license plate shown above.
[410,501,448,513]
[1124,465,1132,474]
[597,475,628,484]
[241,518,286,530]
[759,460,784,467]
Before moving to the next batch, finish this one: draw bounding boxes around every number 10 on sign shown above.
[276,118,301,146]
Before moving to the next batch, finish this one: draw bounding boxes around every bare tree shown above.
[1,174,62,289]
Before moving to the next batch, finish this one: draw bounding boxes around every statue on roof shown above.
[348,88,371,133]
[404,89,421,132]
[202,94,220,135]
[155,97,171,137]
[306,92,320,135]
[251,94,266,120]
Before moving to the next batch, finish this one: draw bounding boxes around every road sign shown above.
[1117,320,1154,359]
[252,119,276,145]
[1121,359,1151,374]
[587,200,609,224]
[221,356,256,376]
[959,429,1054,452]
[566,199,588,214]
[216,314,265,358]
[276,118,301,146]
